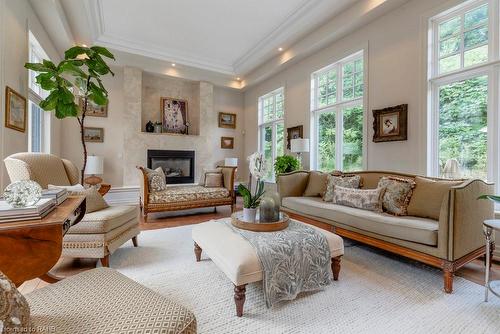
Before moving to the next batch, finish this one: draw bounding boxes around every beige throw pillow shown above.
[204,172,224,188]
[377,176,416,216]
[323,174,362,202]
[303,171,328,197]
[0,271,31,332]
[333,186,385,212]
[198,168,222,185]
[407,176,463,220]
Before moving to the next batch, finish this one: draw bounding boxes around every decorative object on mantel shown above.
[372,104,408,142]
[4,86,27,132]
[286,125,303,150]
[145,120,154,132]
[79,96,108,117]
[291,138,309,166]
[237,152,267,222]
[161,97,188,134]
[3,180,42,208]
[83,127,104,142]
[219,112,237,129]
[154,121,162,133]
[221,136,234,149]
[84,155,104,187]
[25,45,115,183]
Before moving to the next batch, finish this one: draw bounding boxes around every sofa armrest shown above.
[277,171,310,200]
[136,166,149,207]
[446,179,495,260]
[218,166,237,198]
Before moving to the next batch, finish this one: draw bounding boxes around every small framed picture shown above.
[79,97,108,117]
[161,97,188,134]
[83,127,104,142]
[218,112,237,129]
[373,104,408,142]
[221,136,234,149]
[287,125,303,150]
[5,86,27,132]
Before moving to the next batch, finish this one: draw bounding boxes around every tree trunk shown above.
[79,91,89,184]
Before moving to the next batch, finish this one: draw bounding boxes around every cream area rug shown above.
[109,224,500,334]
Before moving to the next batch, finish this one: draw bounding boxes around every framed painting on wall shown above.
[372,104,408,142]
[218,112,237,129]
[221,137,234,149]
[83,127,104,142]
[5,86,27,132]
[79,97,108,117]
[286,125,303,150]
[161,97,188,134]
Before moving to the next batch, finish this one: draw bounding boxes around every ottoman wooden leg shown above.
[332,256,341,281]
[234,284,246,317]
[194,242,202,262]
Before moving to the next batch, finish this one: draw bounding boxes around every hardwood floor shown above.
[18,197,500,296]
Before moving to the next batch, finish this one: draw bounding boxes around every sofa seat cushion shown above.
[67,205,138,234]
[26,268,196,334]
[192,219,344,286]
[282,197,438,246]
[149,185,229,204]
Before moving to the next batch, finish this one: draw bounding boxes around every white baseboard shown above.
[104,186,140,205]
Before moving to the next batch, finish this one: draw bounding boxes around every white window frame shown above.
[258,87,285,182]
[310,50,367,171]
[427,0,499,189]
[28,32,50,153]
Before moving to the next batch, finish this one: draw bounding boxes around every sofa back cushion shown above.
[303,171,328,197]
[323,175,362,202]
[332,186,385,212]
[407,176,463,220]
[377,176,416,216]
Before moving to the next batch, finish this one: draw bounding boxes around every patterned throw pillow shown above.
[204,172,224,188]
[0,271,31,332]
[323,174,362,202]
[145,167,167,192]
[377,176,416,216]
[333,186,385,212]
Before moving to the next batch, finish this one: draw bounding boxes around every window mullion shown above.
[336,107,343,170]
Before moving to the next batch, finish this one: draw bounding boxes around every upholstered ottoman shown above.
[192,218,344,316]
[27,268,197,334]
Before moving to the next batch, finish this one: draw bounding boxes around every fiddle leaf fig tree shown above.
[24,45,115,183]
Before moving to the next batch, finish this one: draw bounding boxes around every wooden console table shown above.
[0,196,86,286]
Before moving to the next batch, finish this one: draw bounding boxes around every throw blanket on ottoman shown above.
[225,220,332,307]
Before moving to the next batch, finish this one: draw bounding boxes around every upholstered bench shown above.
[192,218,344,317]
[26,268,197,334]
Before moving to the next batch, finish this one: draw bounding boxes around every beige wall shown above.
[0,0,61,190]
[243,0,453,180]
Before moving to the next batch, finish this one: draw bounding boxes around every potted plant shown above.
[478,194,500,203]
[237,152,267,222]
[274,155,300,178]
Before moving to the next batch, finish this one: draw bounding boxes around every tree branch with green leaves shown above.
[25,45,115,183]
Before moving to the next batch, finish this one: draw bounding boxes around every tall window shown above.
[28,32,50,153]
[428,0,497,183]
[311,51,365,172]
[258,88,285,181]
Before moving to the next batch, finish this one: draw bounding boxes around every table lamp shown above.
[224,157,238,167]
[291,138,310,166]
[84,155,104,186]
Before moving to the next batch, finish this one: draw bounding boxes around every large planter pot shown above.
[243,208,257,222]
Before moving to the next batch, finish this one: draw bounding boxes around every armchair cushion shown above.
[149,185,229,204]
[68,205,138,234]
[49,185,109,213]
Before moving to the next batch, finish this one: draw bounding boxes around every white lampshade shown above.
[85,155,104,175]
[224,157,238,167]
[291,138,310,153]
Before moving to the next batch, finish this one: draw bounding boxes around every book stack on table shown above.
[0,198,56,223]
[41,188,68,205]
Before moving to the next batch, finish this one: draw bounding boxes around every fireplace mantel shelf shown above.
[140,131,200,138]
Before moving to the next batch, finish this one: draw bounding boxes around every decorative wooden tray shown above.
[231,211,289,232]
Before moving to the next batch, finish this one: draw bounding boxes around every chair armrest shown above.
[136,166,150,207]
[218,166,237,198]
[277,171,310,200]
[98,184,111,196]
[446,179,495,260]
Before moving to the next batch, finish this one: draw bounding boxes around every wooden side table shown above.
[0,196,86,286]
[483,219,500,302]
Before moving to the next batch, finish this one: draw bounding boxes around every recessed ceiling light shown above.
[171,63,176,67]
[278,47,283,51]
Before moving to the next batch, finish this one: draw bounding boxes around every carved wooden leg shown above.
[132,236,138,247]
[214,207,217,213]
[100,255,110,268]
[194,242,202,262]
[234,284,246,317]
[230,204,235,213]
[443,263,454,293]
[489,241,495,268]
[331,256,341,281]
[143,212,148,223]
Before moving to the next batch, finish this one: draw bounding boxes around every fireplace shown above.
[147,150,195,184]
